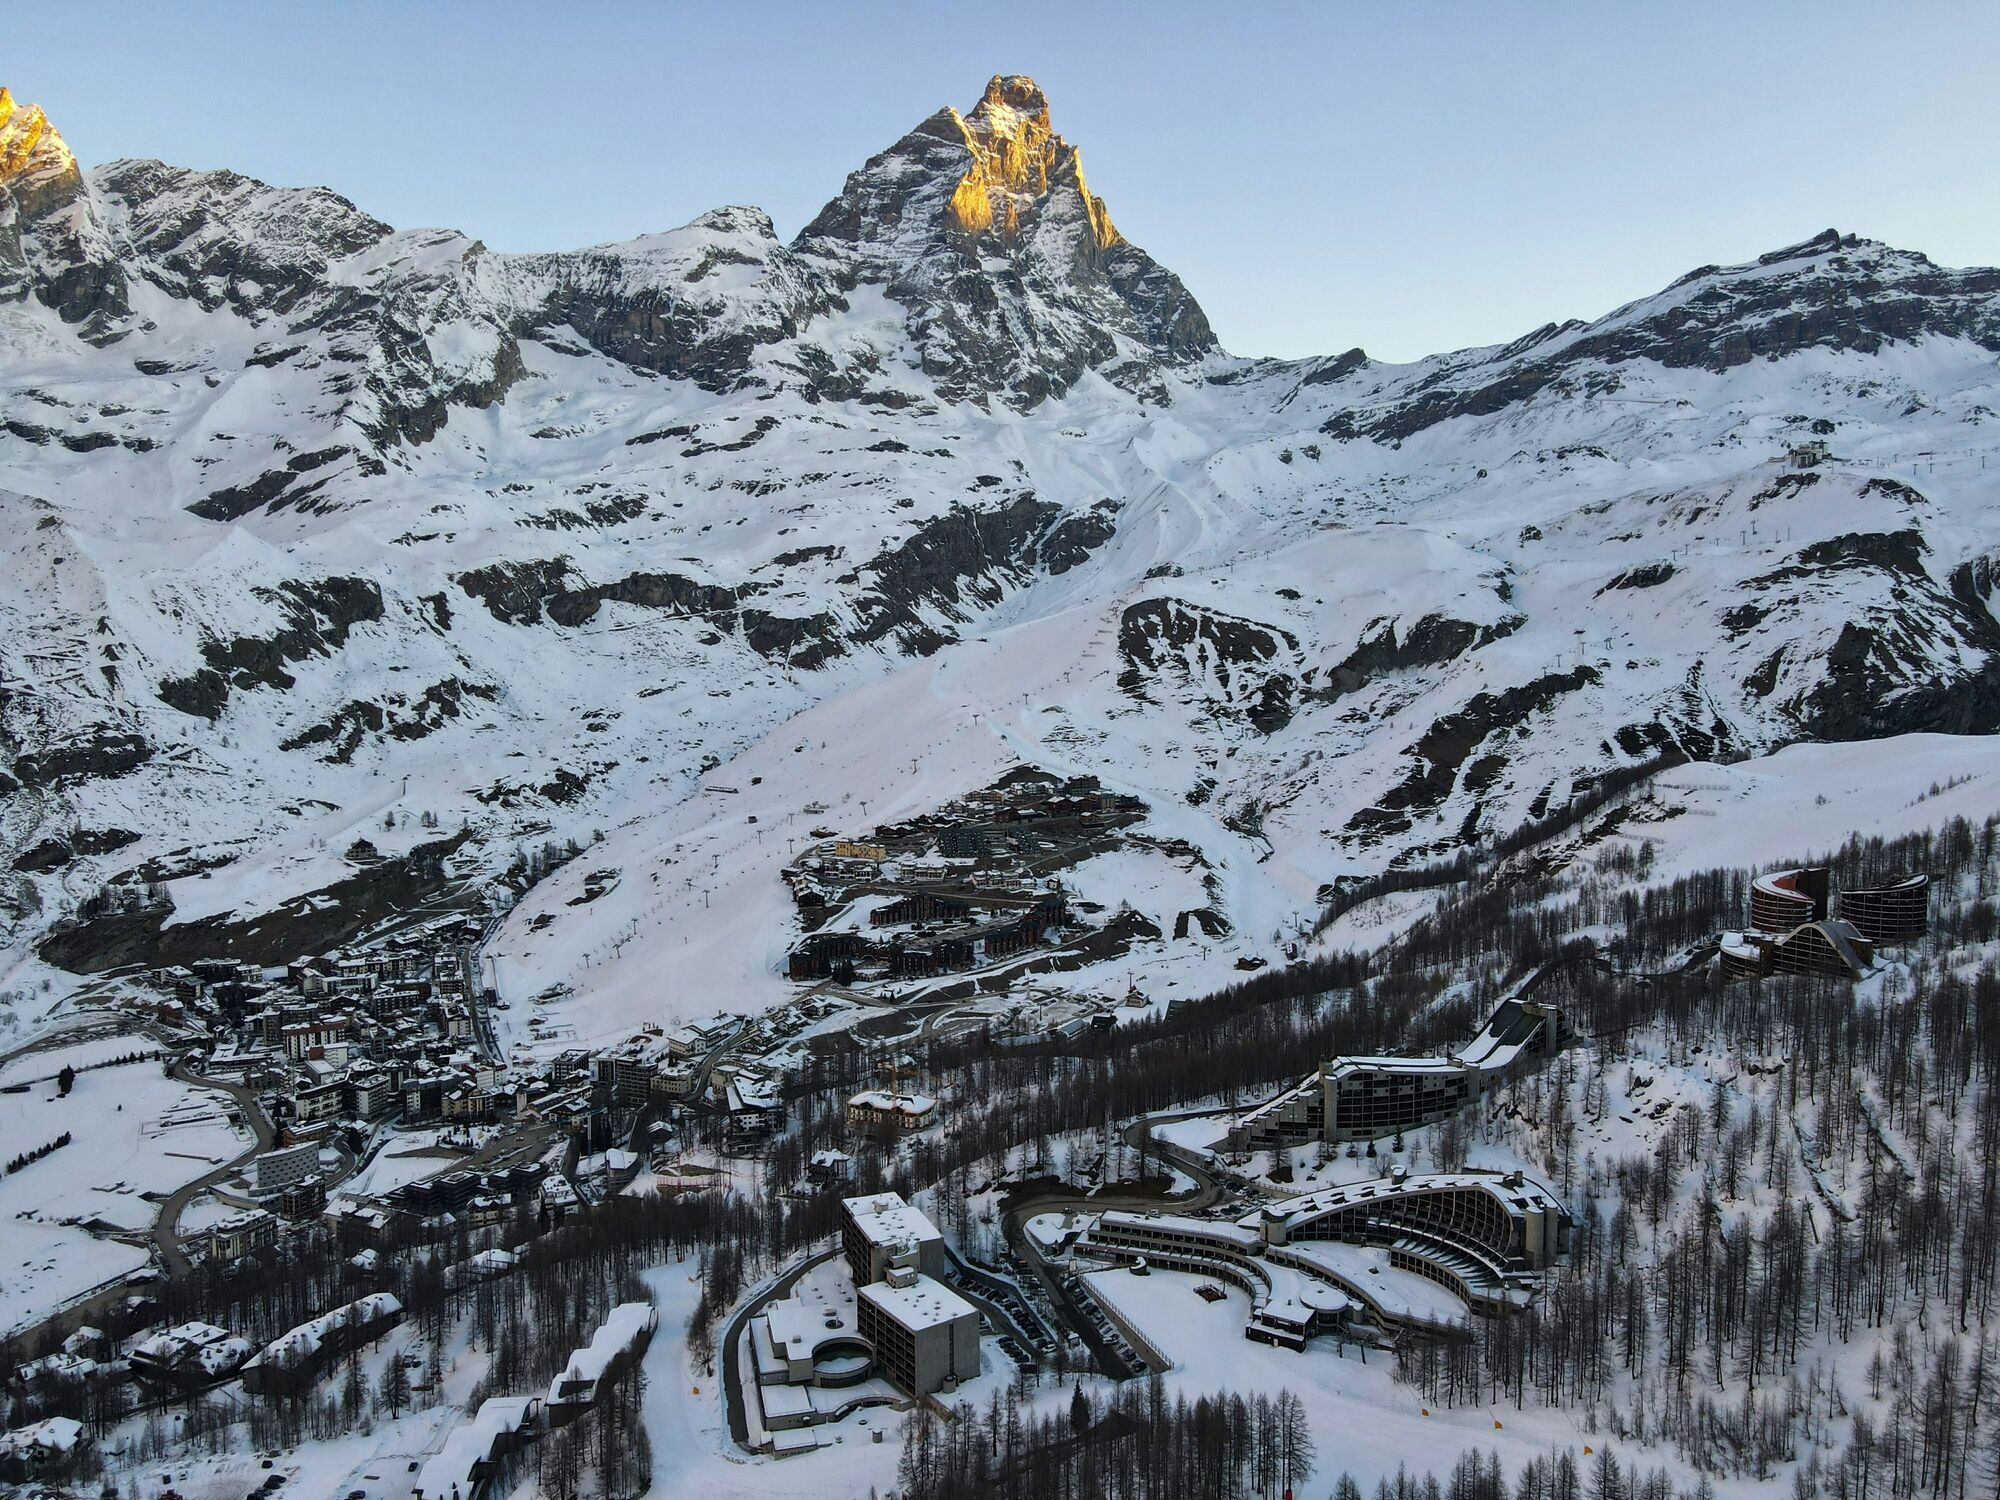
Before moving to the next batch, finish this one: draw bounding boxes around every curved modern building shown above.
[1749,868,1829,933]
[1839,872,1929,946]
[1079,1170,1571,1350]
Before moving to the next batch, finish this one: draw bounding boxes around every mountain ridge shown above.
[3,74,1999,1048]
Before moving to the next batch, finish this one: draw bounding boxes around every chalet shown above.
[726,1076,784,1142]
[847,1089,939,1135]
[130,1321,252,1387]
[0,1416,91,1485]
[809,1148,854,1185]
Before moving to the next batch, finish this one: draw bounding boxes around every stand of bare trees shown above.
[887,1377,1314,1500]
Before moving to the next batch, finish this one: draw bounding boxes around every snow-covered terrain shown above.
[7,67,2000,1493]
[0,1039,248,1335]
[4,74,1999,1057]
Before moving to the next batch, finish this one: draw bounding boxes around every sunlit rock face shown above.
[0,87,83,215]
[0,87,128,331]
[797,73,1216,408]
[945,74,1117,252]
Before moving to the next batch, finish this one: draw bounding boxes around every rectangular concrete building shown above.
[840,1191,946,1285]
[856,1267,980,1396]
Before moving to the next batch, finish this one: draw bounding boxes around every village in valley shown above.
[0,713,1966,1500]
[4,33,1999,1496]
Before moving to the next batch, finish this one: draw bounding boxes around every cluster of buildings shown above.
[1075,1170,1572,1351]
[583,1013,798,1147]
[1720,867,1928,982]
[782,769,1147,987]
[1229,997,1572,1153]
[13,1327,114,1393]
[748,1192,983,1455]
[140,917,605,1232]
[128,1321,255,1390]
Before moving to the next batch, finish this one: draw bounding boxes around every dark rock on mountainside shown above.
[849,493,1111,654]
[11,728,152,788]
[1311,611,1522,704]
[280,677,499,763]
[1118,597,1301,733]
[1349,666,1602,839]
[522,207,833,391]
[38,832,471,973]
[157,577,385,718]
[11,827,139,873]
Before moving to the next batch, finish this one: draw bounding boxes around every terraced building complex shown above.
[1229,998,1572,1151]
[1079,1170,1571,1350]
[1839,872,1931,946]
[1749,868,1830,932]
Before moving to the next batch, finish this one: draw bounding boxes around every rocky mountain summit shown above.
[797,73,1215,406]
[3,75,1999,1030]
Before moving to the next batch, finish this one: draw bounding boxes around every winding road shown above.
[996,1109,1241,1376]
[150,1054,276,1274]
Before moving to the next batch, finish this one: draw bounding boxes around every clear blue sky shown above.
[16,1,2000,362]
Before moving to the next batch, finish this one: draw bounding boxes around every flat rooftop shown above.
[858,1273,975,1333]
[842,1191,944,1249]
[1324,1055,1466,1076]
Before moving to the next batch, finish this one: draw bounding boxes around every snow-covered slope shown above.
[3,76,1998,1044]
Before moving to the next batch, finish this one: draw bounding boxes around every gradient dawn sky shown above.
[15,1,2000,363]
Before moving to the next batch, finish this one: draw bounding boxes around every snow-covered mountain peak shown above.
[967,72,1053,129]
[0,86,127,335]
[0,87,80,213]
[6,75,2000,1053]
[794,73,1214,408]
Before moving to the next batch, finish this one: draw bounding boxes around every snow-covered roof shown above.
[1245,1170,1566,1231]
[546,1303,655,1403]
[2,1415,85,1456]
[1095,1209,1262,1251]
[1772,918,1873,971]
[415,1396,540,1500]
[842,1191,944,1250]
[848,1089,937,1114]
[134,1320,234,1360]
[244,1293,403,1374]
[1324,1054,1465,1076]
[858,1272,975,1333]
[763,1293,848,1364]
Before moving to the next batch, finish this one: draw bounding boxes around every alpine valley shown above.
[5,76,1997,1038]
[7,66,2000,1500]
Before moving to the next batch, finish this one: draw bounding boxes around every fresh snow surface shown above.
[0,1043,247,1334]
